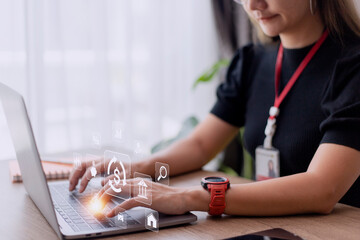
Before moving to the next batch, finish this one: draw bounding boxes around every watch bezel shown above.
[201,176,230,190]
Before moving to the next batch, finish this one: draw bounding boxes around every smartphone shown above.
[225,228,304,240]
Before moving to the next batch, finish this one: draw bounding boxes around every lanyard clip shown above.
[269,106,280,118]
[264,107,279,149]
[265,117,277,137]
[264,118,276,149]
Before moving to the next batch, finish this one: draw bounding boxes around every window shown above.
[0,0,218,160]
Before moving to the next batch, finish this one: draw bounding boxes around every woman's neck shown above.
[279,14,325,49]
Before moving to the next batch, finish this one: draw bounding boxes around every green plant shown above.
[192,59,230,89]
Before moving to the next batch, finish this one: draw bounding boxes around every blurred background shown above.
[0,0,220,161]
[1,0,359,175]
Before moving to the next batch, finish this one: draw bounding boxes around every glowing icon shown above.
[146,212,158,229]
[155,162,169,185]
[93,136,100,145]
[92,132,101,149]
[137,179,148,199]
[74,159,81,168]
[112,121,124,142]
[90,161,97,177]
[117,213,124,222]
[134,141,141,154]
[157,166,167,181]
[73,153,81,169]
[133,140,143,158]
[104,151,132,200]
[113,206,127,229]
[134,173,152,205]
[108,156,126,193]
[115,129,122,139]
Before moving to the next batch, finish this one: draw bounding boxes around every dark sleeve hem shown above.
[210,101,243,128]
[320,125,360,152]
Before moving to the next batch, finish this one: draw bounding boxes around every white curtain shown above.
[0,0,218,160]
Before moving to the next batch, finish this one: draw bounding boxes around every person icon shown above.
[268,160,276,178]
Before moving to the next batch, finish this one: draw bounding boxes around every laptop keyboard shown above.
[49,183,138,232]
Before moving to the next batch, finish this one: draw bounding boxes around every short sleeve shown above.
[320,52,360,151]
[210,44,254,127]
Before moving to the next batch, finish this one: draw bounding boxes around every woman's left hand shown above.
[95,178,208,218]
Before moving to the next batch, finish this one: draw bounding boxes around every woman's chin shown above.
[260,27,281,38]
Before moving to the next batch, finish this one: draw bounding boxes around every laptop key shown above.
[101,222,113,228]
[73,219,85,224]
[64,219,72,223]
[79,215,92,220]
[107,222,116,227]
[85,219,98,224]
[77,210,88,216]
[127,220,139,225]
[64,209,74,214]
[67,212,79,217]
[62,205,72,210]
[89,224,104,230]
[82,215,95,220]
[76,224,91,231]
[69,216,82,221]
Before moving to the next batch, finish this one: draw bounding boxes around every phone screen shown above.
[225,228,304,240]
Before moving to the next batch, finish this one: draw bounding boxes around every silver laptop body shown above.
[0,82,197,239]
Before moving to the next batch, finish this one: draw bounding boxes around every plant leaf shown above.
[192,59,230,90]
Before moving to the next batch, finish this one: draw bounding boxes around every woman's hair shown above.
[252,0,360,44]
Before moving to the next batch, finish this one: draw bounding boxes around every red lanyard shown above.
[269,30,329,120]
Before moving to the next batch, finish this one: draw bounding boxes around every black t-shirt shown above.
[211,35,360,208]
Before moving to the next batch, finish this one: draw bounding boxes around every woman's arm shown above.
[71,114,238,192]
[136,114,239,177]
[99,130,360,217]
[190,143,360,215]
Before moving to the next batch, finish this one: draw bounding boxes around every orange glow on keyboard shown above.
[89,198,103,213]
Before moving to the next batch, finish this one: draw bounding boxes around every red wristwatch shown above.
[201,176,230,216]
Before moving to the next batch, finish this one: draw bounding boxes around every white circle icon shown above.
[108,156,126,193]
[157,166,167,181]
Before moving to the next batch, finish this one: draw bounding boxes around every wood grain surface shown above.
[1,160,359,240]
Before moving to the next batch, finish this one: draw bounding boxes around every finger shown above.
[96,181,111,200]
[107,198,146,218]
[100,172,127,187]
[101,174,115,186]
[79,161,104,193]
[68,161,90,191]
[99,184,118,206]
[98,181,133,205]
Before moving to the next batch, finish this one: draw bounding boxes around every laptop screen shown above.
[0,82,62,239]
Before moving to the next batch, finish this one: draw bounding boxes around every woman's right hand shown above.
[68,157,135,193]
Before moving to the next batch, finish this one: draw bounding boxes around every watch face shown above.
[205,177,226,183]
[201,176,230,191]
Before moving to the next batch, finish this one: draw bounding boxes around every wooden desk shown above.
[1,159,360,240]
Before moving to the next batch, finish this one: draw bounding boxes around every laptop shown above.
[0,82,197,239]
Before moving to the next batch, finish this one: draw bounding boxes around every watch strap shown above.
[208,184,227,216]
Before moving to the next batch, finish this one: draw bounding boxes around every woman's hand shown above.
[95,179,210,217]
[68,157,135,193]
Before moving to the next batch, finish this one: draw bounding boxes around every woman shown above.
[69,0,360,217]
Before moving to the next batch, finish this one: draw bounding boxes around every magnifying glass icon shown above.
[157,166,167,181]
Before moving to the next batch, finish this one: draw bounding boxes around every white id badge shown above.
[255,146,280,181]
